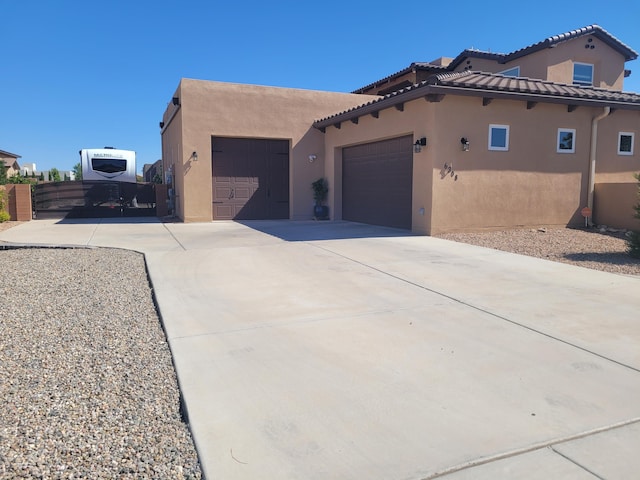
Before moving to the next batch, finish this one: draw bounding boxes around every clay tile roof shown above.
[351,62,449,94]
[449,25,638,70]
[448,50,507,70]
[313,71,640,129]
[507,24,637,61]
[432,71,640,102]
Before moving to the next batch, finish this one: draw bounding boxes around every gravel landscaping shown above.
[0,246,202,479]
[436,226,640,276]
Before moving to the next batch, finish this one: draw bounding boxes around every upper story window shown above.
[489,124,510,151]
[618,132,635,155]
[557,128,576,153]
[499,66,520,77]
[573,63,594,86]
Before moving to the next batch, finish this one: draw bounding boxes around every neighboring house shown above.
[39,170,75,181]
[161,25,640,233]
[143,159,163,183]
[21,163,37,176]
[0,150,22,177]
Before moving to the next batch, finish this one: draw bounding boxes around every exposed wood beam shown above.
[351,117,359,125]
[526,101,537,110]
[395,103,404,112]
[568,104,578,113]
[371,111,379,118]
[319,127,326,133]
[482,97,492,106]
[334,122,341,129]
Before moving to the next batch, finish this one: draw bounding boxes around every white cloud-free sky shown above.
[3,0,639,173]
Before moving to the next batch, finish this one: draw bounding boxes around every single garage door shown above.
[342,135,413,229]
[212,137,289,220]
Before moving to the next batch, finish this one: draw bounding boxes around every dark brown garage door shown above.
[212,137,289,220]
[342,135,413,229]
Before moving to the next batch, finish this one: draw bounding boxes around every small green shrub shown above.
[311,178,328,205]
[627,173,640,258]
[0,187,9,222]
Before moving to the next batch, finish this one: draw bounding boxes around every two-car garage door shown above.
[342,135,413,230]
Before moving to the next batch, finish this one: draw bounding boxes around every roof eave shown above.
[0,150,21,159]
[427,84,640,110]
[313,82,640,130]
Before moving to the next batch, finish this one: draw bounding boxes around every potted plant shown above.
[311,177,329,220]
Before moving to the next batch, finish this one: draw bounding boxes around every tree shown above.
[7,173,35,185]
[627,173,640,258]
[0,161,7,185]
[73,162,82,181]
[49,168,61,182]
[39,172,45,182]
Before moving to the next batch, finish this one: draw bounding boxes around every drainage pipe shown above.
[587,106,611,225]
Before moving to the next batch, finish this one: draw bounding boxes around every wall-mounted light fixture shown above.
[460,137,470,151]
[172,97,180,106]
[192,151,198,161]
[159,121,165,129]
[308,154,317,163]
[414,137,427,153]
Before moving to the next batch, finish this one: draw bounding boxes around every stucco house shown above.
[160,25,640,234]
[0,150,22,178]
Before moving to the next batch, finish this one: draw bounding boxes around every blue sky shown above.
[2,1,639,174]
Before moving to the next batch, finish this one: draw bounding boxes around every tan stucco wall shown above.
[323,92,640,234]
[161,77,638,231]
[451,34,627,90]
[592,109,640,183]
[428,97,596,234]
[161,79,375,222]
[594,182,640,230]
[161,87,185,220]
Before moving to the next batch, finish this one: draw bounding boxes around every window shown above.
[488,124,509,151]
[499,66,520,77]
[557,128,576,153]
[573,63,593,86]
[618,132,635,155]
[91,158,127,173]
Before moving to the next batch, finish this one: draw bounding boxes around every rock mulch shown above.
[0,248,201,479]
[437,226,640,276]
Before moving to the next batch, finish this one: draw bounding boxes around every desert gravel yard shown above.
[437,226,640,276]
[0,246,202,479]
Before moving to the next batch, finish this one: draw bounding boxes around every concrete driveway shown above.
[2,218,640,479]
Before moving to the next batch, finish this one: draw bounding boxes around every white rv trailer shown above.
[79,148,137,183]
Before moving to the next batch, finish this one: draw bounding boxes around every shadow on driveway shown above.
[236,220,418,242]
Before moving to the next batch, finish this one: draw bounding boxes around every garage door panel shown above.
[212,137,289,220]
[343,135,413,230]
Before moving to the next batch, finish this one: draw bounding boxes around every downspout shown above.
[587,106,611,226]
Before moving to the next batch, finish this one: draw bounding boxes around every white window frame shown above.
[488,124,510,151]
[618,132,635,155]
[573,62,594,86]
[557,128,576,153]
[499,66,520,77]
